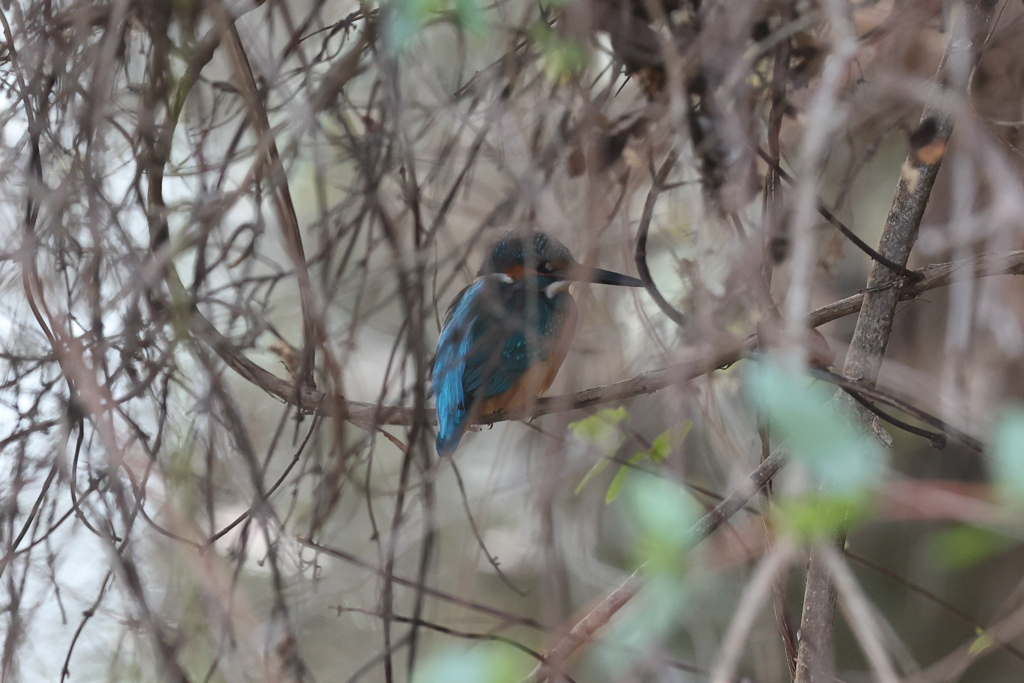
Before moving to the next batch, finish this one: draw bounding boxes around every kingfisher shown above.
[432,231,644,456]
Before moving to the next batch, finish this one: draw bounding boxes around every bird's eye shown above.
[537,262,553,274]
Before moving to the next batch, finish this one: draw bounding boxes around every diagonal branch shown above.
[823,547,901,683]
[709,540,800,683]
[755,147,922,282]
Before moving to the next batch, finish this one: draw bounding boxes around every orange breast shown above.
[479,299,579,418]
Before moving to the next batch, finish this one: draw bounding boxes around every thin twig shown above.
[903,585,1024,682]
[60,572,113,683]
[634,150,686,327]
[336,608,579,683]
[210,0,320,388]
[298,538,544,629]
[846,551,1024,663]
[755,147,922,282]
[450,460,529,595]
[823,547,901,683]
[709,539,798,683]
[807,367,982,452]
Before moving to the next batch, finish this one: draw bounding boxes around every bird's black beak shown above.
[588,268,645,287]
[562,264,644,287]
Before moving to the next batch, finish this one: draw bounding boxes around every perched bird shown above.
[432,231,644,455]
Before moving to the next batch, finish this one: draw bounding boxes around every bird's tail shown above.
[435,428,464,457]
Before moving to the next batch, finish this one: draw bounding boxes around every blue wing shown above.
[432,279,534,455]
[432,280,485,456]
[462,331,530,397]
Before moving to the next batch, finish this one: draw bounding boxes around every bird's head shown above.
[478,231,643,295]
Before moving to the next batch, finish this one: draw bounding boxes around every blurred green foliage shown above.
[746,360,885,495]
[593,476,699,677]
[775,493,868,540]
[388,0,485,49]
[991,406,1024,503]
[624,475,698,574]
[413,644,529,683]
[529,23,587,84]
[932,524,1013,571]
[573,410,691,503]
[570,406,627,449]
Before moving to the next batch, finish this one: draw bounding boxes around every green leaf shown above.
[642,421,691,466]
[569,407,626,447]
[452,0,483,31]
[746,361,884,494]
[597,573,689,677]
[625,477,697,574]
[606,467,629,503]
[774,493,869,540]
[575,457,612,496]
[992,408,1024,502]
[578,422,691,502]
[605,423,690,502]
[648,432,672,463]
[605,451,645,503]
[572,407,627,496]
[933,524,1013,571]
[969,629,995,655]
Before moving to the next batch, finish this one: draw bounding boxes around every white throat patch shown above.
[544,280,572,298]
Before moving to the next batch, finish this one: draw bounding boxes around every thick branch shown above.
[794,3,999,682]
